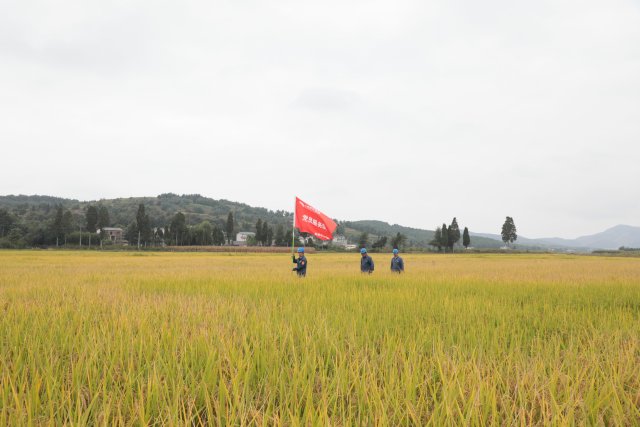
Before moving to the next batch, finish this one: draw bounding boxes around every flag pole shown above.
[291,197,296,257]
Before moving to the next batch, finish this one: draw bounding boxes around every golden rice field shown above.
[1,251,639,425]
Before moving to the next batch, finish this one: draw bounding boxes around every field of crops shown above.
[1,251,639,425]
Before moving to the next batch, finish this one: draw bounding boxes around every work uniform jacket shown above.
[293,255,307,277]
[361,255,374,273]
[390,256,404,273]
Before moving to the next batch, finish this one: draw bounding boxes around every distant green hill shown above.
[1,194,501,249]
[0,193,292,231]
[103,194,293,230]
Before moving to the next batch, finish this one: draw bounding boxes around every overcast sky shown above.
[1,0,639,238]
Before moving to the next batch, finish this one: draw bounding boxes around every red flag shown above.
[294,197,337,241]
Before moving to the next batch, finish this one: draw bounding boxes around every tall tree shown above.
[0,209,15,238]
[429,227,443,251]
[125,221,139,244]
[170,212,187,245]
[196,221,213,245]
[261,221,269,246]
[212,226,225,245]
[448,217,461,252]
[440,224,449,253]
[267,226,274,247]
[62,210,73,244]
[501,216,518,247]
[284,229,293,249]
[274,224,285,246]
[255,219,263,245]
[226,212,235,245]
[462,227,471,249]
[135,204,152,248]
[7,227,25,248]
[391,232,407,249]
[97,206,110,230]
[358,232,369,248]
[85,205,98,233]
[51,205,64,246]
[372,236,388,249]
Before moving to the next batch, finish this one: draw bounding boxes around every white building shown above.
[332,235,348,247]
[235,231,256,246]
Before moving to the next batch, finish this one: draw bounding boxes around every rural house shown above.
[100,227,124,243]
[332,235,348,247]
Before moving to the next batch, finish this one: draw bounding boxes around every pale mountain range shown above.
[472,225,640,251]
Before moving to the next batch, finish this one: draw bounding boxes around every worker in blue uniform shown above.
[360,248,374,274]
[292,247,307,277]
[390,248,404,273]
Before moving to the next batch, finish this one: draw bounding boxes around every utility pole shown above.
[79,226,82,247]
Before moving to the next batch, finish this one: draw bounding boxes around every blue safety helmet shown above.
[297,247,305,253]
[393,249,399,254]
[360,248,367,254]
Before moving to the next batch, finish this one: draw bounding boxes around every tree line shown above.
[0,202,299,249]
[426,216,517,252]
[1,204,111,248]
[353,216,517,253]
[354,218,470,253]
[355,232,409,250]
[1,201,518,250]
[427,217,469,252]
